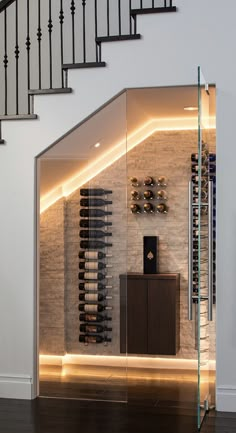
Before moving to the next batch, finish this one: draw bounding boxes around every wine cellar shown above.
[38,85,216,407]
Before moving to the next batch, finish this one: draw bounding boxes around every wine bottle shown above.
[191,165,208,176]
[79,293,112,302]
[78,304,112,312]
[79,334,111,344]
[157,190,168,200]
[80,209,112,217]
[80,240,112,249]
[78,251,112,260]
[144,176,155,186]
[130,204,141,214]
[191,154,208,164]
[80,230,112,238]
[157,176,167,186]
[130,177,139,186]
[156,203,168,213]
[80,188,112,196]
[79,262,112,270]
[80,219,112,228]
[80,198,112,207]
[143,190,154,200]
[209,153,216,162]
[191,176,208,188]
[79,282,112,290]
[131,190,141,200]
[80,324,112,333]
[143,203,154,213]
[78,272,112,280]
[79,313,112,322]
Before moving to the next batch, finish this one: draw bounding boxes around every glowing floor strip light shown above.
[40,116,216,213]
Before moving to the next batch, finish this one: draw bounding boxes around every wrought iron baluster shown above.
[48,0,53,89]
[94,0,99,62]
[140,0,143,8]
[82,0,86,63]
[118,0,121,35]
[26,0,31,113]
[71,0,75,64]
[169,0,173,6]
[164,0,167,7]
[59,0,64,87]
[107,0,110,37]
[152,0,155,8]
[15,0,20,114]
[37,0,42,89]
[3,8,8,115]
[129,0,132,34]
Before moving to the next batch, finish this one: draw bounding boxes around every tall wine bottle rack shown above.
[78,188,113,345]
[188,144,216,320]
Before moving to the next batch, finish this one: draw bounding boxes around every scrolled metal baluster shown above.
[15,0,20,114]
[82,0,86,63]
[71,0,76,64]
[37,0,42,89]
[118,0,121,36]
[59,0,64,87]
[3,9,8,115]
[48,0,53,89]
[26,0,31,113]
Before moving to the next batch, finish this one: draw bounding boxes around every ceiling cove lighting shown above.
[40,116,216,213]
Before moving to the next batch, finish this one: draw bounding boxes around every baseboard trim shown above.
[217,386,236,412]
[0,374,32,399]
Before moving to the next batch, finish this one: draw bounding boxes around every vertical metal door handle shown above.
[188,181,193,320]
[208,181,213,321]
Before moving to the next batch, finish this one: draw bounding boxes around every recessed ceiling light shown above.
[184,106,198,111]
[94,142,101,148]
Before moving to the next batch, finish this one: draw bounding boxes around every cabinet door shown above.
[148,279,176,355]
[127,279,148,354]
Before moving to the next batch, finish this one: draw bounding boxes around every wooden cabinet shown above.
[120,273,180,355]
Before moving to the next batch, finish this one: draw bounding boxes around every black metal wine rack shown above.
[190,146,216,304]
[129,176,169,214]
[78,189,113,345]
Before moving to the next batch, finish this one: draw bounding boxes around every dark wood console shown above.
[120,273,180,355]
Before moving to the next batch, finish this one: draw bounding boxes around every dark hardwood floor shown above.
[0,366,234,433]
[0,397,236,433]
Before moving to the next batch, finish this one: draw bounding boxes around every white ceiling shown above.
[39,86,216,197]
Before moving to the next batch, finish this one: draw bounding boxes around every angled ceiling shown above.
[39,85,216,198]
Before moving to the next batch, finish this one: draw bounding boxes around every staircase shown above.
[0,0,177,144]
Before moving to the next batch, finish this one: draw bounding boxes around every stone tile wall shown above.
[40,129,216,360]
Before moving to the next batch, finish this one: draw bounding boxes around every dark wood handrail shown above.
[0,0,15,13]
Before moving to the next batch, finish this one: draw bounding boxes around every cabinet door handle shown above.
[188,181,193,320]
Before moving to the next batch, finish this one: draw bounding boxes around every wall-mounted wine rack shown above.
[78,188,113,345]
[188,143,216,319]
[129,176,169,214]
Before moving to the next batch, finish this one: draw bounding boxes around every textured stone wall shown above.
[40,129,216,360]
[40,198,65,355]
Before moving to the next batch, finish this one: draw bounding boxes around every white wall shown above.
[0,0,235,411]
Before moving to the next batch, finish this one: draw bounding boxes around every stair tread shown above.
[28,88,72,95]
[62,61,106,69]
[0,114,37,121]
[96,34,141,43]
[131,6,177,15]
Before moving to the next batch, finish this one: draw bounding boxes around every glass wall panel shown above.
[38,91,128,402]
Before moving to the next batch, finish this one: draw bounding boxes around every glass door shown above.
[197,66,214,429]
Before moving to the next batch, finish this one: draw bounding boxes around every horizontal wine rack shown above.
[78,188,113,345]
[129,176,169,214]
